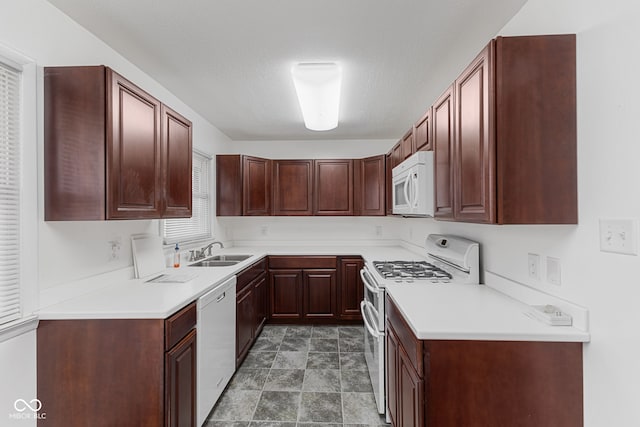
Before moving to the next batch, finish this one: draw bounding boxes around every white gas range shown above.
[360,234,480,417]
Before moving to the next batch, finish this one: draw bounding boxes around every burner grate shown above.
[373,260,452,282]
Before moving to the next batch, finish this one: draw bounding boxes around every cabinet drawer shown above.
[386,295,423,375]
[237,257,267,293]
[269,256,337,269]
[165,302,196,350]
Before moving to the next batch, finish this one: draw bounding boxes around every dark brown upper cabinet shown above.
[314,159,354,215]
[414,109,432,152]
[216,154,243,216]
[401,130,414,160]
[161,105,193,218]
[385,152,394,215]
[44,66,192,221]
[243,156,272,216]
[216,154,272,216]
[355,155,386,216]
[273,160,313,216]
[433,85,455,220]
[436,34,577,224]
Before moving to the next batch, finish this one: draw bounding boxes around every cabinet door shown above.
[314,159,354,215]
[398,346,424,427]
[107,69,163,219]
[401,129,414,160]
[385,152,393,215]
[161,104,192,218]
[433,85,455,219]
[454,42,495,223]
[254,273,268,336]
[303,269,337,319]
[339,257,364,319]
[356,156,386,216]
[243,156,272,216]
[236,285,254,366]
[216,155,242,216]
[414,109,432,152]
[269,269,303,320]
[273,160,313,215]
[386,323,400,427]
[166,328,197,427]
[391,141,402,169]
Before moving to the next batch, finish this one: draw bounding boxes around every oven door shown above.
[361,300,386,415]
[360,267,385,331]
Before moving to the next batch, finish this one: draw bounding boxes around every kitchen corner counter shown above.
[36,244,420,320]
[385,283,590,342]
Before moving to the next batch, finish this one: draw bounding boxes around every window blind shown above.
[0,61,21,326]
[162,151,211,244]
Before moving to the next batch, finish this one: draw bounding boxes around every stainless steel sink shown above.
[206,254,252,261]
[190,254,252,267]
[190,260,239,267]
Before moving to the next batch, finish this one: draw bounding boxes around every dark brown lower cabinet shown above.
[303,269,337,320]
[254,274,268,334]
[236,284,255,365]
[269,269,303,320]
[385,296,584,427]
[165,328,197,427]
[37,303,197,427]
[339,257,364,320]
[235,258,269,367]
[268,256,345,323]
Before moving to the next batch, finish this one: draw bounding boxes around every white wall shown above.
[224,1,640,425]
[0,0,232,290]
[0,0,231,420]
[0,332,37,427]
[394,1,640,425]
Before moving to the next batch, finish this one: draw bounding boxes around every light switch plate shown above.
[599,219,638,255]
[547,256,561,286]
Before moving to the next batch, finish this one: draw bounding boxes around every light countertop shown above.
[37,244,590,342]
[385,283,590,342]
[37,245,419,320]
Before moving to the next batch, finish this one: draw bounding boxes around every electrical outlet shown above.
[375,225,383,236]
[547,256,561,286]
[108,236,122,261]
[528,253,540,280]
[260,226,268,236]
[599,219,637,255]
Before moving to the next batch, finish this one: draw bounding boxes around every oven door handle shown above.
[361,301,383,338]
[360,268,381,295]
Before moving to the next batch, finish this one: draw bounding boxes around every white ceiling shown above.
[46,0,527,141]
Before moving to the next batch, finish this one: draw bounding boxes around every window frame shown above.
[161,148,213,246]
[0,43,37,339]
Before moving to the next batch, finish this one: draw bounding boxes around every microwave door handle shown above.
[403,174,411,207]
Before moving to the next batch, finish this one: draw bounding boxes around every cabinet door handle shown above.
[216,292,226,302]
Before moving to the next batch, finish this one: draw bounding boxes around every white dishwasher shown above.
[197,275,236,426]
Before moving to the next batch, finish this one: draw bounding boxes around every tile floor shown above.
[205,324,389,427]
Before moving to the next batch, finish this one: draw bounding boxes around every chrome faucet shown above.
[195,240,224,260]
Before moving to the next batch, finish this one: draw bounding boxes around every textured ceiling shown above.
[46,0,527,141]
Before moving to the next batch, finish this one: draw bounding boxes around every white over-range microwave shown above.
[392,151,434,216]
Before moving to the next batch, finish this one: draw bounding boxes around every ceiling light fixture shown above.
[291,62,342,131]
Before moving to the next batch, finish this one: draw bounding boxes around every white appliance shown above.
[360,234,480,417]
[392,151,434,216]
[197,276,236,426]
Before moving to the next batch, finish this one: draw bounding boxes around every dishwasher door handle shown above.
[216,292,226,303]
